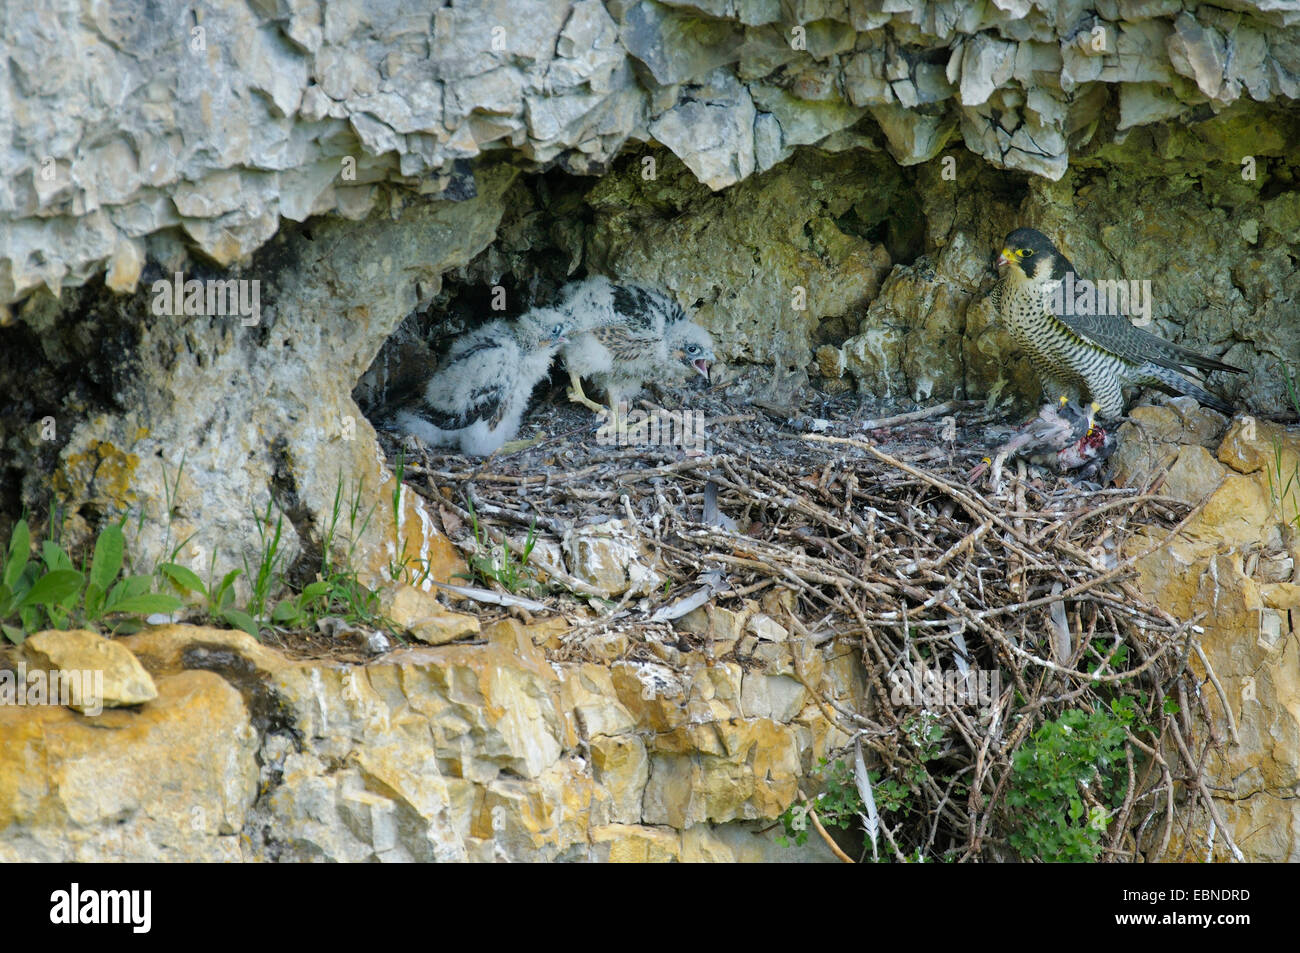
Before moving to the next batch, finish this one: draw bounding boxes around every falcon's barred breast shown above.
[990,228,1243,418]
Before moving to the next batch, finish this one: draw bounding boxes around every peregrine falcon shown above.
[990,228,1242,418]
[970,396,1116,485]
[557,277,715,414]
[383,310,569,456]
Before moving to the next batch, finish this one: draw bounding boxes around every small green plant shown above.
[0,518,183,644]
[1282,365,1300,419]
[245,499,287,624]
[459,497,543,595]
[1265,435,1300,530]
[164,478,386,639]
[1005,700,1136,863]
[777,757,910,850]
[157,561,259,637]
[388,450,411,582]
[1,467,399,645]
[313,472,383,623]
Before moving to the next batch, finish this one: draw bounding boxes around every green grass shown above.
[458,496,544,595]
[1282,365,1300,420]
[1,469,398,645]
[1265,435,1300,530]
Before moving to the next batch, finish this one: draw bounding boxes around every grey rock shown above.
[619,0,744,87]
[650,70,756,190]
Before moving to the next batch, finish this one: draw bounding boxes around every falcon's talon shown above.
[566,376,609,415]
[501,436,543,453]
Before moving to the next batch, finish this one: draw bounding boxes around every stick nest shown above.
[388,383,1232,863]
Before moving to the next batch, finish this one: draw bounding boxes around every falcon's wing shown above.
[411,380,507,430]
[590,322,663,363]
[1051,270,1243,375]
[986,279,1004,311]
[1057,311,1243,374]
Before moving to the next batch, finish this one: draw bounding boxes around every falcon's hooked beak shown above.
[995,247,1013,268]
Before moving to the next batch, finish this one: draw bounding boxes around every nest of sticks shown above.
[390,384,1234,863]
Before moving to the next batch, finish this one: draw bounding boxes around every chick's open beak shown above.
[678,349,711,380]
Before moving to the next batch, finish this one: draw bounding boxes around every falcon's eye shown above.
[551,323,563,336]
[1020,249,1035,257]
[686,344,700,354]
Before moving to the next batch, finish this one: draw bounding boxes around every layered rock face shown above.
[5,0,1300,305]
[0,621,851,862]
[2,1,1300,861]
[3,0,1297,572]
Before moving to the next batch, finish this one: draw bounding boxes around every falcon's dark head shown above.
[996,228,1068,283]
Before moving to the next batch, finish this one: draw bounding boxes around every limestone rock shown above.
[562,519,665,598]
[1109,401,1230,488]
[20,629,157,711]
[0,668,258,861]
[649,70,756,190]
[0,619,843,862]
[1130,414,1300,860]
[379,585,480,645]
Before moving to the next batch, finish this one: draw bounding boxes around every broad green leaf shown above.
[41,540,74,573]
[108,593,183,616]
[271,600,299,623]
[17,570,84,608]
[3,519,30,589]
[89,524,125,593]
[2,623,24,645]
[214,570,243,609]
[159,563,205,596]
[221,608,259,639]
[129,574,155,597]
[301,581,332,601]
[83,581,105,621]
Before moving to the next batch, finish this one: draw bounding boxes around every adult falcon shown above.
[989,227,1242,418]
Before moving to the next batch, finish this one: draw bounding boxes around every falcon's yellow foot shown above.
[566,373,610,415]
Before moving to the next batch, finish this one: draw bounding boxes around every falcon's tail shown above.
[1136,363,1234,415]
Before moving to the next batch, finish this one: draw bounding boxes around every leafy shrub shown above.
[1005,700,1137,862]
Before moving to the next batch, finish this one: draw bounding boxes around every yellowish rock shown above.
[380,584,479,645]
[1161,445,1227,505]
[815,344,846,379]
[1260,582,1300,610]
[20,629,157,711]
[590,824,680,862]
[589,735,648,824]
[561,519,664,597]
[1218,416,1299,475]
[1110,401,1228,488]
[0,669,257,861]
